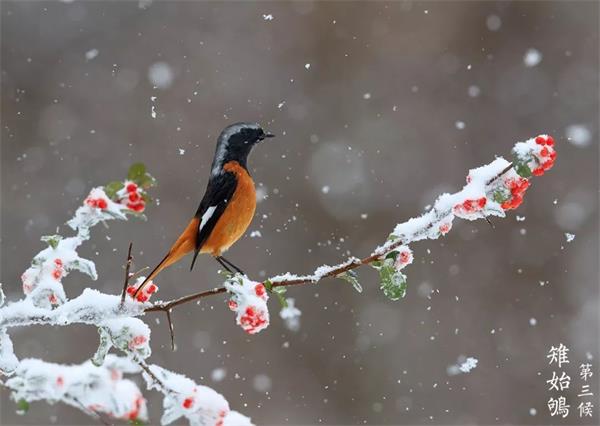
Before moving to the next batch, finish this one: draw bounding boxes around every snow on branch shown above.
[0,164,254,425]
[145,134,557,326]
[0,135,556,425]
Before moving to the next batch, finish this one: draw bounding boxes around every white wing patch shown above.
[199,206,217,232]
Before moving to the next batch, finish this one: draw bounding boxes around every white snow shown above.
[148,62,174,89]
[565,124,591,147]
[85,48,99,61]
[523,48,542,67]
[486,15,502,31]
[459,357,478,373]
[279,298,301,331]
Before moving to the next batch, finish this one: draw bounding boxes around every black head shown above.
[210,122,274,176]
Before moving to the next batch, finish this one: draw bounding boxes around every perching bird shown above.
[133,122,274,298]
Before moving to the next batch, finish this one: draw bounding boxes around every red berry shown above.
[97,199,108,209]
[54,258,63,267]
[439,223,451,234]
[535,136,546,145]
[126,183,138,193]
[137,294,148,302]
[182,397,194,409]
[56,376,64,387]
[477,197,487,208]
[128,192,140,202]
[255,283,266,297]
[546,135,554,146]
[131,335,147,347]
[398,251,411,264]
[147,283,157,294]
[532,167,545,176]
[127,202,145,212]
[228,300,238,311]
[126,286,136,295]
[52,269,62,280]
[540,147,549,157]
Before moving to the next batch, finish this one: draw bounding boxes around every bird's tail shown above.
[131,217,199,299]
[131,252,171,299]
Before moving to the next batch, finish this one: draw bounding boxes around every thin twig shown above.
[144,164,515,314]
[119,242,133,307]
[166,309,175,351]
[135,359,177,396]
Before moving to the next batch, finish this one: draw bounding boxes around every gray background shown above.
[1,1,598,425]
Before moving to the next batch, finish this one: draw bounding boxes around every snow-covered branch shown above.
[0,164,254,425]
[0,135,556,425]
[146,134,557,314]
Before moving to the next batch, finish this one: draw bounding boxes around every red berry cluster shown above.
[126,281,157,302]
[239,306,268,334]
[453,197,487,216]
[500,176,530,210]
[532,135,556,176]
[85,197,108,210]
[122,182,146,212]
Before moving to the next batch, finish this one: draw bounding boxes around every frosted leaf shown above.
[0,330,19,375]
[279,298,301,332]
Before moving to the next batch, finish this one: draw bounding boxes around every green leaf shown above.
[104,181,124,199]
[511,152,533,178]
[492,189,510,204]
[127,163,146,182]
[16,399,29,414]
[41,235,62,250]
[138,173,157,190]
[263,280,273,292]
[379,262,407,301]
[337,270,362,293]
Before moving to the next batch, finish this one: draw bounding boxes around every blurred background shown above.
[1,1,598,425]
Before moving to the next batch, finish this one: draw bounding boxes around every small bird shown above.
[133,122,274,298]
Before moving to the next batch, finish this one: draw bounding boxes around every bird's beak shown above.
[263,132,275,139]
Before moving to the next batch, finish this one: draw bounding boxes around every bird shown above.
[132,122,274,298]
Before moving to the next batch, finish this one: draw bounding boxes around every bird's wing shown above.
[190,171,238,267]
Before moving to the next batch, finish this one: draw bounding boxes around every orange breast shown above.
[200,161,256,256]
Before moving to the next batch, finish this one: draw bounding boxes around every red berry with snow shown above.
[182,397,194,409]
[130,335,147,348]
[126,183,138,193]
[439,222,452,235]
[254,283,266,298]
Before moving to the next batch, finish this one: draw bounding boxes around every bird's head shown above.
[211,122,274,175]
